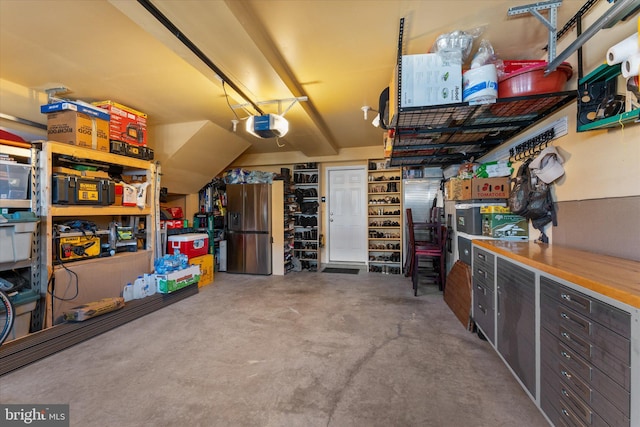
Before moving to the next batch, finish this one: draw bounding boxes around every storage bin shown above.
[167,233,209,259]
[0,218,38,263]
[4,289,39,341]
[0,160,30,200]
[456,202,506,236]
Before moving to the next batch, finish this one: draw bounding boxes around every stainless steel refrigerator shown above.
[226,183,272,275]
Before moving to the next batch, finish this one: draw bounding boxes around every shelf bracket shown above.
[508,0,562,64]
[546,0,640,74]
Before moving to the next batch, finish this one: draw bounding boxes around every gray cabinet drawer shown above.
[541,391,589,427]
[541,337,630,424]
[472,246,494,289]
[543,321,630,391]
[473,247,494,270]
[541,295,630,366]
[541,372,622,427]
[541,277,630,338]
[473,281,494,344]
[473,263,493,288]
[541,328,630,414]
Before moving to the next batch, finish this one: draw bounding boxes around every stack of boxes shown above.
[41,99,153,160]
[166,233,214,288]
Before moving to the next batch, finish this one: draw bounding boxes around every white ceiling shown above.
[0,0,593,164]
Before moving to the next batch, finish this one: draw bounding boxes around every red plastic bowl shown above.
[498,62,573,97]
[502,60,547,74]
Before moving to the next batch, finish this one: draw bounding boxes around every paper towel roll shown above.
[606,32,638,65]
[462,64,498,102]
[622,52,640,78]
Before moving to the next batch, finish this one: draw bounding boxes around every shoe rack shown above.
[293,163,319,272]
[367,160,402,274]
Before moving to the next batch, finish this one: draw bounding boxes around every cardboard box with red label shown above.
[471,177,510,199]
[93,100,147,146]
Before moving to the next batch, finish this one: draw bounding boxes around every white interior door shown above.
[327,167,367,263]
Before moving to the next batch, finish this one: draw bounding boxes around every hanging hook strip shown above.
[509,128,555,162]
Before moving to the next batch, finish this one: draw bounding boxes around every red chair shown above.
[404,208,439,278]
[412,225,448,296]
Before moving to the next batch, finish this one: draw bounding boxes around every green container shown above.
[482,213,528,239]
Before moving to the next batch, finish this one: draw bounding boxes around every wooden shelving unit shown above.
[36,141,157,326]
[367,160,402,274]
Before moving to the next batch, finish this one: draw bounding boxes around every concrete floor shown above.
[0,269,549,427]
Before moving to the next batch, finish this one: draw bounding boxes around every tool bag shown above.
[508,158,556,243]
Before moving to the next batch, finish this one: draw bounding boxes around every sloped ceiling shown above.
[0,0,595,192]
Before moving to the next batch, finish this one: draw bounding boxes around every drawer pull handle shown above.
[560,328,590,355]
[477,304,486,315]
[477,268,486,278]
[561,370,572,379]
[561,409,570,417]
[560,351,571,360]
[562,388,590,419]
[478,253,485,260]
[560,311,590,333]
[560,292,590,311]
[477,284,486,295]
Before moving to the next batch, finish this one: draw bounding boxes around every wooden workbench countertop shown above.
[473,240,640,309]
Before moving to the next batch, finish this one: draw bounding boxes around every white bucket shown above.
[462,64,498,102]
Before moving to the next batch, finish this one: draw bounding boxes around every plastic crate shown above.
[0,215,39,263]
[0,160,30,200]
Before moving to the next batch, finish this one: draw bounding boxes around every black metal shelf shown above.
[390,91,576,167]
[389,17,576,168]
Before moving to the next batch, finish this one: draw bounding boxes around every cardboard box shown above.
[390,53,463,124]
[190,254,214,288]
[156,265,201,293]
[46,110,110,152]
[471,178,510,199]
[479,205,511,214]
[41,101,110,121]
[445,178,472,201]
[114,183,123,206]
[64,297,125,322]
[482,213,528,239]
[93,100,147,146]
